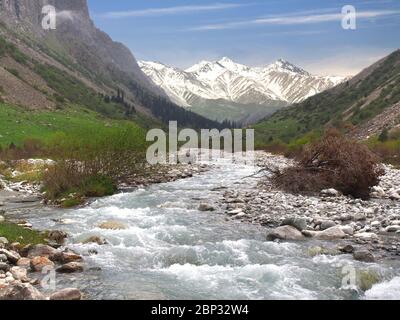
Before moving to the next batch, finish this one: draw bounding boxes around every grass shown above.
[0,103,147,148]
[0,221,47,246]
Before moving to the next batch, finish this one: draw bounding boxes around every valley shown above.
[0,0,400,302]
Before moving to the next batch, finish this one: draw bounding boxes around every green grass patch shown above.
[0,103,147,149]
[0,221,47,246]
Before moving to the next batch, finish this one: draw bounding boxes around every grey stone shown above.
[56,262,84,273]
[0,283,44,300]
[267,225,305,241]
[50,288,82,300]
[320,220,336,230]
[0,249,20,264]
[281,216,308,231]
[353,251,375,263]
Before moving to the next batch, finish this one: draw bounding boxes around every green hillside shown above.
[254,50,400,147]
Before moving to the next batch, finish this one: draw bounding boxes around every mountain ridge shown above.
[139,57,346,123]
[253,49,400,145]
[0,0,224,129]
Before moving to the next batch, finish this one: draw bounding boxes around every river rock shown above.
[281,216,308,231]
[0,249,20,264]
[56,262,84,273]
[198,203,215,212]
[82,236,108,245]
[339,225,354,235]
[354,232,379,241]
[0,283,44,300]
[10,267,28,282]
[385,225,400,233]
[30,256,54,272]
[0,262,10,272]
[26,245,58,260]
[98,221,128,230]
[47,230,68,245]
[321,189,340,197]
[53,251,82,264]
[0,237,8,246]
[358,270,381,291]
[16,258,31,267]
[353,251,375,263]
[50,288,82,300]
[0,254,7,262]
[0,215,4,223]
[339,244,355,254]
[266,225,305,241]
[320,220,336,230]
[312,226,346,240]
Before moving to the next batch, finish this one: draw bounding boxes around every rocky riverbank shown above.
[220,152,400,261]
[0,159,209,300]
[0,159,209,210]
[0,227,84,300]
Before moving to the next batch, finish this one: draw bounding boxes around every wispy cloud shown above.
[99,3,246,19]
[191,9,400,31]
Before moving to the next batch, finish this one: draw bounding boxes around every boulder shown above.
[0,249,21,264]
[339,225,354,235]
[198,203,215,212]
[266,225,305,241]
[312,226,346,240]
[321,189,340,197]
[0,254,7,262]
[26,245,58,260]
[98,221,128,230]
[371,186,385,197]
[353,251,375,263]
[354,232,379,241]
[0,283,44,300]
[0,237,8,246]
[56,262,84,273]
[385,225,400,233]
[281,217,308,231]
[82,236,108,245]
[339,244,355,254]
[320,220,336,231]
[53,251,82,264]
[30,256,54,272]
[0,215,4,223]
[16,258,31,267]
[0,262,10,272]
[10,267,28,282]
[47,230,68,245]
[50,288,82,300]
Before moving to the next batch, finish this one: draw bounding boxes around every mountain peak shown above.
[267,59,310,76]
[218,57,234,64]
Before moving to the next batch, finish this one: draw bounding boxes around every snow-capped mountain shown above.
[139,57,346,123]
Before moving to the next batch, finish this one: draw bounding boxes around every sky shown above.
[87,0,400,76]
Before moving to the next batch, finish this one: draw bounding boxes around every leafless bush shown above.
[272,130,385,199]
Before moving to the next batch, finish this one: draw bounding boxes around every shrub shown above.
[271,130,385,199]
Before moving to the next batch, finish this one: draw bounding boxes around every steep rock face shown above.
[0,0,158,93]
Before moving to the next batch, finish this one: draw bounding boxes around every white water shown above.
[16,158,400,300]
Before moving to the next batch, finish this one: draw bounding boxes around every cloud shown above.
[98,3,246,19]
[191,9,400,31]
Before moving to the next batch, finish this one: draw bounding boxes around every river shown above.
[14,157,400,300]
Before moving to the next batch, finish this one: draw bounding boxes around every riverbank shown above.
[0,160,209,300]
[219,152,400,261]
